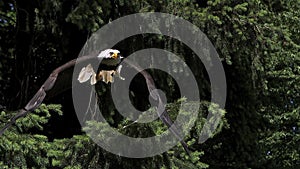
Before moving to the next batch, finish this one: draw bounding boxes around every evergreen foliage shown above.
[0,0,299,168]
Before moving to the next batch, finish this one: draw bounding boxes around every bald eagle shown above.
[0,49,190,155]
[78,49,125,84]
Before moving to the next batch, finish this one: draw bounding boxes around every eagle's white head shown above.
[97,49,121,59]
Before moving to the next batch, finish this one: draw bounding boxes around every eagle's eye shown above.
[109,52,113,55]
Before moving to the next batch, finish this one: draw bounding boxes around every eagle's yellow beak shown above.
[112,52,118,59]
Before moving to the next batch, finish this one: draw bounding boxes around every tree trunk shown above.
[10,0,36,109]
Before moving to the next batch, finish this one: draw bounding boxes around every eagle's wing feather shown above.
[115,65,125,80]
[123,59,190,155]
[90,73,97,85]
[78,64,96,83]
[0,54,96,136]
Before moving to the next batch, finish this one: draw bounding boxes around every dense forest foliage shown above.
[0,0,299,168]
